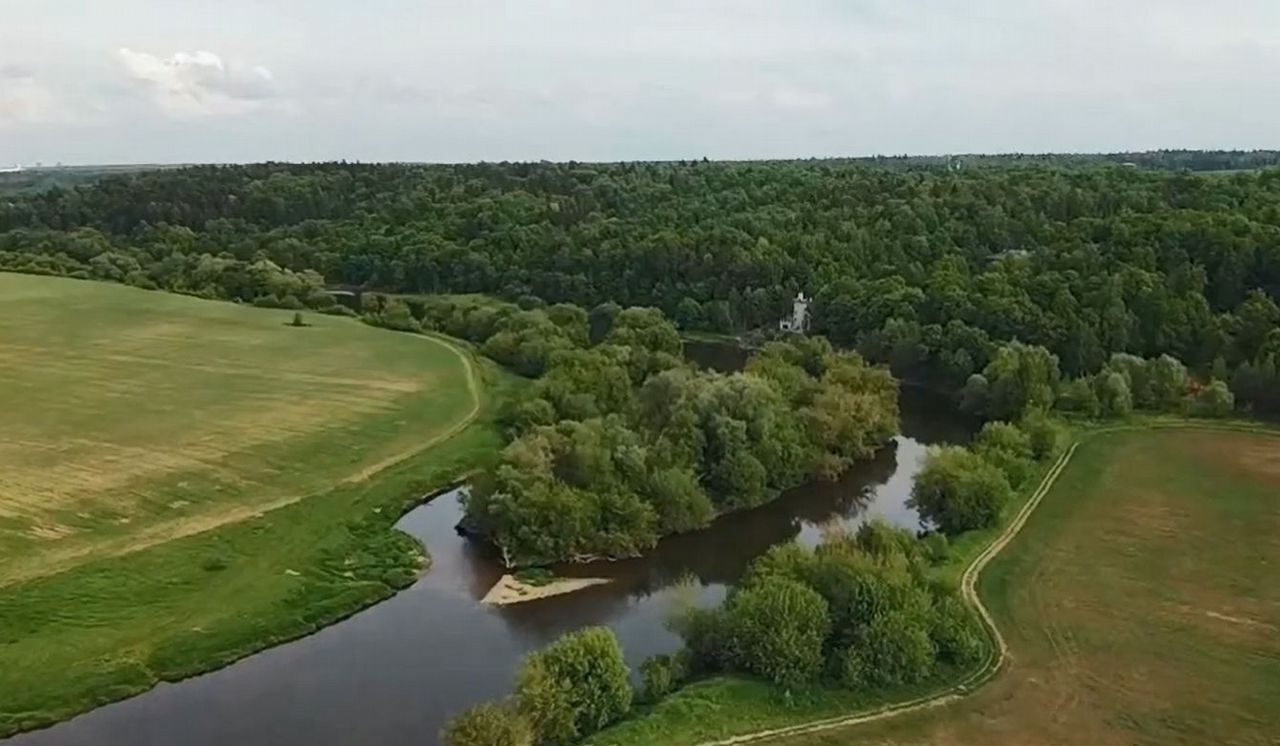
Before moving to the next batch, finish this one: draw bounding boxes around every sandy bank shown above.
[481,574,611,605]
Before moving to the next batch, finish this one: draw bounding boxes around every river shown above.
[10,346,973,746]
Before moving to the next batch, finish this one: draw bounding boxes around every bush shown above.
[668,606,733,675]
[514,567,555,587]
[973,421,1034,486]
[838,611,935,689]
[442,702,531,746]
[1095,370,1134,418]
[910,446,1013,534]
[1020,412,1063,460]
[515,627,632,745]
[929,596,985,665]
[920,532,950,565]
[638,653,687,703]
[363,298,420,332]
[1192,379,1235,418]
[320,304,357,317]
[200,555,229,572]
[1055,377,1099,417]
[725,577,830,690]
[1148,354,1189,412]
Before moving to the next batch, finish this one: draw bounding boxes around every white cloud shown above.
[4,1,1280,162]
[116,48,281,117]
[0,67,62,128]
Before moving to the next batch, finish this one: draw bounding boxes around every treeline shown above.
[846,150,1280,172]
[955,339,1241,426]
[2,160,1278,415]
[0,231,352,314]
[911,338,1245,537]
[387,294,898,566]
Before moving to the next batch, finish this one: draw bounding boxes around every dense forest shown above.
[2,156,1278,416]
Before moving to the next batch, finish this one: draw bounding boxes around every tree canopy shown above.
[3,159,1278,414]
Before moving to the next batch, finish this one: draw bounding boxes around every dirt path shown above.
[343,333,482,483]
[692,443,1081,746]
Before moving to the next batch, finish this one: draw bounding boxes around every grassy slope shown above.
[0,274,517,736]
[0,273,476,584]
[589,424,1280,746]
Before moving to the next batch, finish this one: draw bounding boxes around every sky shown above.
[1,0,1278,165]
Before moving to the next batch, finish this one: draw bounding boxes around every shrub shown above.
[910,446,1013,534]
[974,421,1034,486]
[442,702,531,746]
[1019,412,1063,460]
[515,627,632,745]
[638,653,687,703]
[838,611,935,689]
[725,577,830,690]
[363,298,420,332]
[1191,379,1235,418]
[1055,377,1099,417]
[668,606,733,675]
[1148,354,1189,412]
[929,596,985,665]
[920,532,950,565]
[1095,370,1133,418]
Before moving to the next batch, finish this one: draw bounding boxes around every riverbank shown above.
[482,574,613,605]
[581,437,1070,746]
[0,317,521,739]
[586,417,1275,745]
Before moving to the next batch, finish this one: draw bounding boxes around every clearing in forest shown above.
[779,427,1280,746]
[0,272,478,586]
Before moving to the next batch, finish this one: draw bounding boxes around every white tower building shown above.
[778,292,810,333]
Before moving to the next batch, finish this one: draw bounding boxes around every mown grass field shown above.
[775,427,1280,746]
[0,273,510,735]
[0,273,477,585]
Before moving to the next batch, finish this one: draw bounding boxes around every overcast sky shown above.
[1,1,1277,165]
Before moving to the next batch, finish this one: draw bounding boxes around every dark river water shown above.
[11,345,972,746]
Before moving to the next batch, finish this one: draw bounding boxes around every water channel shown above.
[11,345,973,746]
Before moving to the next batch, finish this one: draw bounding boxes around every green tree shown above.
[1020,411,1063,460]
[442,703,531,746]
[638,654,687,703]
[910,445,1013,534]
[1055,377,1100,417]
[1147,354,1189,412]
[1192,379,1235,418]
[980,342,1060,420]
[515,627,632,746]
[726,577,830,690]
[838,611,935,689]
[973,421,1034,486]
[929,595,984,665]
[1096,370,1134,418]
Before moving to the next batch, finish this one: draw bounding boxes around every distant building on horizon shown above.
[778,292,811,333]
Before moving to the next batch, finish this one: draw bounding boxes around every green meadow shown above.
[0,273,509,735]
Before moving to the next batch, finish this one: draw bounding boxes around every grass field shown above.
[0,273,478,585]
[0,273,510,735]
[773,427,1280,746]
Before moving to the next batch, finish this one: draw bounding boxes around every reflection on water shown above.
[9,388,973,746]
